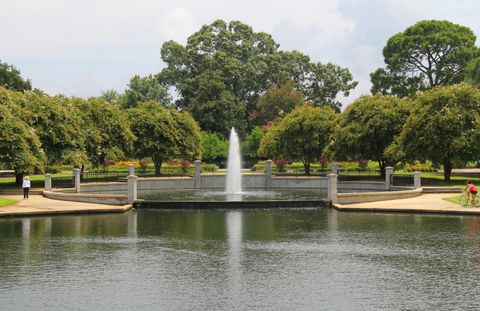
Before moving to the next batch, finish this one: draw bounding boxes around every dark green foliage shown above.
[392,83,480,181]
[259,105,337,174]
[329,94,411,174]
[160,19,356,135]
[0,60,32,92]
[130,101,201,174]
[371,20,479,96]
[121,74,171,109]
[200,132,228,165]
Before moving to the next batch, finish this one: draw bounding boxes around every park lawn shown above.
[0,197,17,207]
[441,194,479,207]
[0,172,71,190]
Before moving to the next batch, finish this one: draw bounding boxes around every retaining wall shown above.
[337,188,422,204]
[44,191,128,205]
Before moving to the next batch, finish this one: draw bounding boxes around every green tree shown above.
[242,126,265,166]
[465,57,480,86]
[251,82,304,125]
[20,92,85,166]
[160,19,356,133]
[99,89,121,104]
[0,60,32,92]
[258,105,336,174]
[329,94,411,175]
[121,74,171,109]
[130,101,201,174]
[371,20,479,96]
[200,131,228,165]
[0,103,45,185]
[76,98,136,170]
[392,83,480,181]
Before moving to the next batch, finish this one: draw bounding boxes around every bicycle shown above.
[460,191,480,208]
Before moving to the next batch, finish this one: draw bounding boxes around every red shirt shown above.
[470,184,478,193]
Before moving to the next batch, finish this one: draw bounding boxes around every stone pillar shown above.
[128,175,138,204]
[332,163,339,175]
[327,174,338,204]
[265,160,273,189]
[45,173,52,191]
[385,166,394,191]
[194,160,202,189]
[73,168,81,193]
[128,164,135,176]
[414,171,421,188]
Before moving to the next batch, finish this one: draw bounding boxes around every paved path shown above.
[0,195,131,218]
[334,193,480,215]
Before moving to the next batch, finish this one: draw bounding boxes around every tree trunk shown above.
[378,160,386,178]
[303,161,311,175]
[443,159,452,182]
[15,172,24,186]
[152,155,163,175]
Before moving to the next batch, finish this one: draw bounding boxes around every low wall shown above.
[337,188,421,204]
[339,181,386,191]
[78,182,128,194]
[272,176,328,188]
[44,191,128,205]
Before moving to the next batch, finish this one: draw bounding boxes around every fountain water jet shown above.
[225,127,242,194]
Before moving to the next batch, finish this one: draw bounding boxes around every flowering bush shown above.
[274,159,289,172]
[319,155,329,169]
[357,159,369,170]
[181,161,192,173]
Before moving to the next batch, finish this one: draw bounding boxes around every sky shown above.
[1,0,479,107]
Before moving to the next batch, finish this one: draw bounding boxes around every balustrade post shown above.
[194,160,202,189]
[385,166,394,191]
[45,174,52,192]
[73,168,81,193]
[414,171,421,188]
[332,163,339,175]
[127,175,138,204]
[265,160,273,189]
[128,164,135,176]
[327,174,338,204]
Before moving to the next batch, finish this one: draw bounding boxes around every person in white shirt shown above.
[22,176,31,200]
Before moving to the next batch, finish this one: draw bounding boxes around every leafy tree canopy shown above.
[258,104,337,174]
[121,74,171,109]
[0,60,32,92]
[391,83,480,181]
[251,82,304,125]
[160,19,356,134]
[76,98,136,169]
[129,101,201,174]
[200,131,228,165]
[328,94,412,174]
[0,93,45,184]
[371,20,479,96]
[465,57,480,86]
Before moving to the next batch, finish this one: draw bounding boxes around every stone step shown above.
[422,187,462,193]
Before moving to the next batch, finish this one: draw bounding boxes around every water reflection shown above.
[1,209,480,309]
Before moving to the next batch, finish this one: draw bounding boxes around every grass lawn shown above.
[442,194,480,207]
[0,197,17,207]
[0,172,71,189]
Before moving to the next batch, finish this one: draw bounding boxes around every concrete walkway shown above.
[334,193,480,215]
[0,194,131,218]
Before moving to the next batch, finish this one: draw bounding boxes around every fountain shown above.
[135,127,327,207]
[225,128,242,194]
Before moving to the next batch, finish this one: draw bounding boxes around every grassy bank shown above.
[0,197,17,207]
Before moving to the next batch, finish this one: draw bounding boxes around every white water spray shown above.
[225,127,242,194]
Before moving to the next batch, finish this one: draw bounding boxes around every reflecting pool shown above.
[1,208,480,310]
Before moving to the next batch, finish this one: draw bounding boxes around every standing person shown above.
[464,181,478,207]
[22,176,31,200]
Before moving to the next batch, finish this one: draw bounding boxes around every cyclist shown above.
[464,181,478,207]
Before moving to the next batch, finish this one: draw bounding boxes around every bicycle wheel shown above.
[474,195,480,208]
[460,195,469,207]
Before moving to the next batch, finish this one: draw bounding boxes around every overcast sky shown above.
[1,0,479,107]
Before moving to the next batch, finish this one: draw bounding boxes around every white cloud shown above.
[156,7,197,44]
[0,0,479,100]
